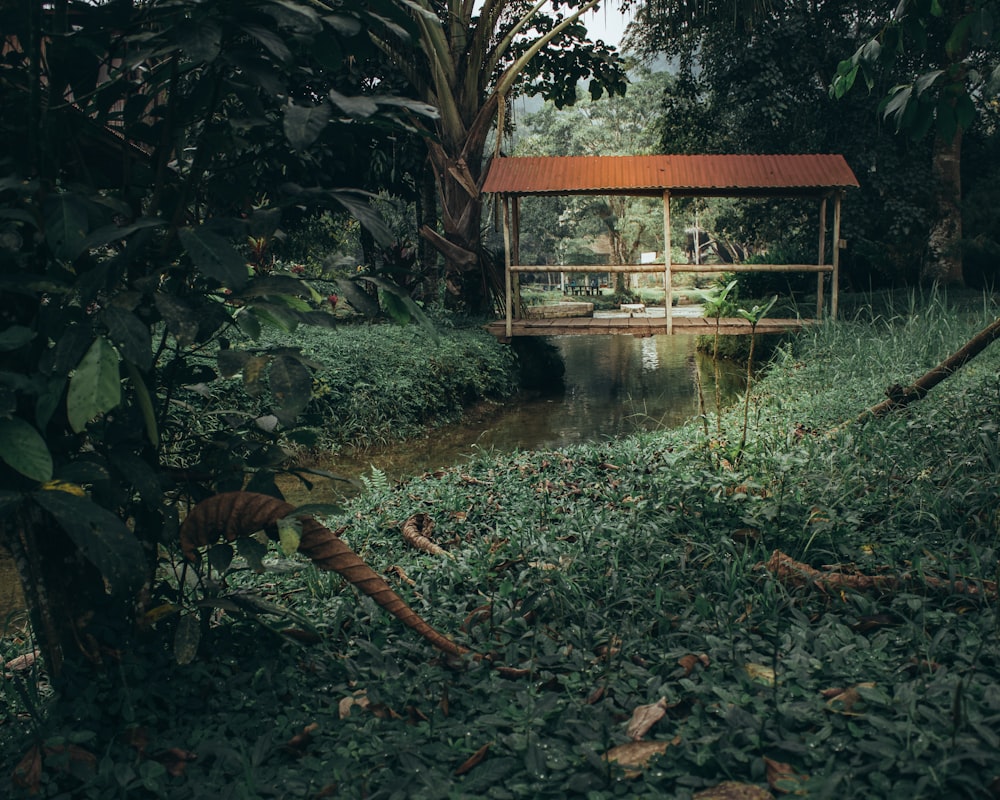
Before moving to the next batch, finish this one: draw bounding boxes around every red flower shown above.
[291,264,305,274]
[327,294,338,309]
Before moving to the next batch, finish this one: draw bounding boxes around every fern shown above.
[360,466,391,497]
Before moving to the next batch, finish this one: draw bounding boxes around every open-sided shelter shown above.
[482,154,859,338]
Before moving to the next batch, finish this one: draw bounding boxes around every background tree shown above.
[832,0,1000,286]
[512,66,670,298]
[626,0,1000,291]
[366,0,628,313]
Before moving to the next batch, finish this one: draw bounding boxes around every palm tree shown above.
[364,0,625,312]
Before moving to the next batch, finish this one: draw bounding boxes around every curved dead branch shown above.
[179,492,469,658]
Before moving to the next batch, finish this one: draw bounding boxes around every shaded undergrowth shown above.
[3,292,1000,798]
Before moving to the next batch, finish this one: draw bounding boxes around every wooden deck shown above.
[486,316,816,340]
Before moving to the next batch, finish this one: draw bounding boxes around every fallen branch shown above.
[763,549,997,599]
[843,315,1000,429]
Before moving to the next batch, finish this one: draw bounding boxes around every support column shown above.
[817,196,828,319]
[663,190,672,335]
[832,191,843,319]
[502,196,513,338]
[512,197,522,320]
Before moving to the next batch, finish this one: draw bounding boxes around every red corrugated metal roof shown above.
[482,154,859,197]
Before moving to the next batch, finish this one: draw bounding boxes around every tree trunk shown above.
[422,138,501,314]
[923,130,963,285]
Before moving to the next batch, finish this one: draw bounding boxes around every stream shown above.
[0,334,744,618]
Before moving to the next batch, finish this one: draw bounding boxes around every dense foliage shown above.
[0,0,437,680]
[627,0,1000,290]
[4,293,999,797]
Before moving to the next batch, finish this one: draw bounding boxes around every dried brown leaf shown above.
[693,781,773,799]
[401,513,452,558]
[339,690,370,719]
[586,686,606,705]
[12,744,42,793]
[603,738,679,778]
[4,650,39,673]
[764,756,809,794]
[454,742,492,776]
[386,565,416,586]
[153,747,198,777]
[179,492,468,658]
[284,722,319,754]
[824,682,876,715]
[626,697,669,741]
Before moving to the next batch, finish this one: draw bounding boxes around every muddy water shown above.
[286,334,743,503]
[0,334,744,617]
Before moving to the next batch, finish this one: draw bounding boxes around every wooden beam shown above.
[663,190,672,335]
[817,196,827,319]
[832,192,842,319]
[502,196,512,338]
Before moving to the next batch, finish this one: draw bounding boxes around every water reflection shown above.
[286,334,744,502]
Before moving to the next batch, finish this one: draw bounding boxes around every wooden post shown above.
[832,191,842,319]
[817,196,827,319]
[663,190,672,335]
[512,197,522,320]
[502,196,513,338]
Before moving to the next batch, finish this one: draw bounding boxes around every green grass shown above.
[4,292,1000,798]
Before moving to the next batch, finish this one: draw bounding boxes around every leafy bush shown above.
[264,323,518,450]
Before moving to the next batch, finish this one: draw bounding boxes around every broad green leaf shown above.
[328,88,378,117]
[0,417,53,482]
[945,14,972,59]
[0,325,35,352]
[882,85,913,130]
[325,13,362,35]
[913,69,943,96]
[268,355,312,426]
[217,349,251,379]
[43,193,89,263]
[178,226,249,289]
[177,20,222,63]
[375,96,439,119]
[208,543,235,574]
[277,517,301,555]
[335,278,379,317]
[236,536,268,573]
[102,307,152,370]
[154,292,200,347]
[174,613,201,665]
[240,22,292,62]
[67,337,121,433]
[32,489,145,594]
[284,101,332,151]
[125,362,159,446]
[80,217,163,252]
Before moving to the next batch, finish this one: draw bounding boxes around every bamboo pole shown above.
[502,196,513,338]
[512,197,522,320]
[817,196,827,319]
[832,192,842,319]
[663,190,672,335]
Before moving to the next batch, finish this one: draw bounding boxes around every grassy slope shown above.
[4,294,1000,798]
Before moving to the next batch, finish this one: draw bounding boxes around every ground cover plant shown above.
[182,321,519,456]
[3,292,1000,798]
